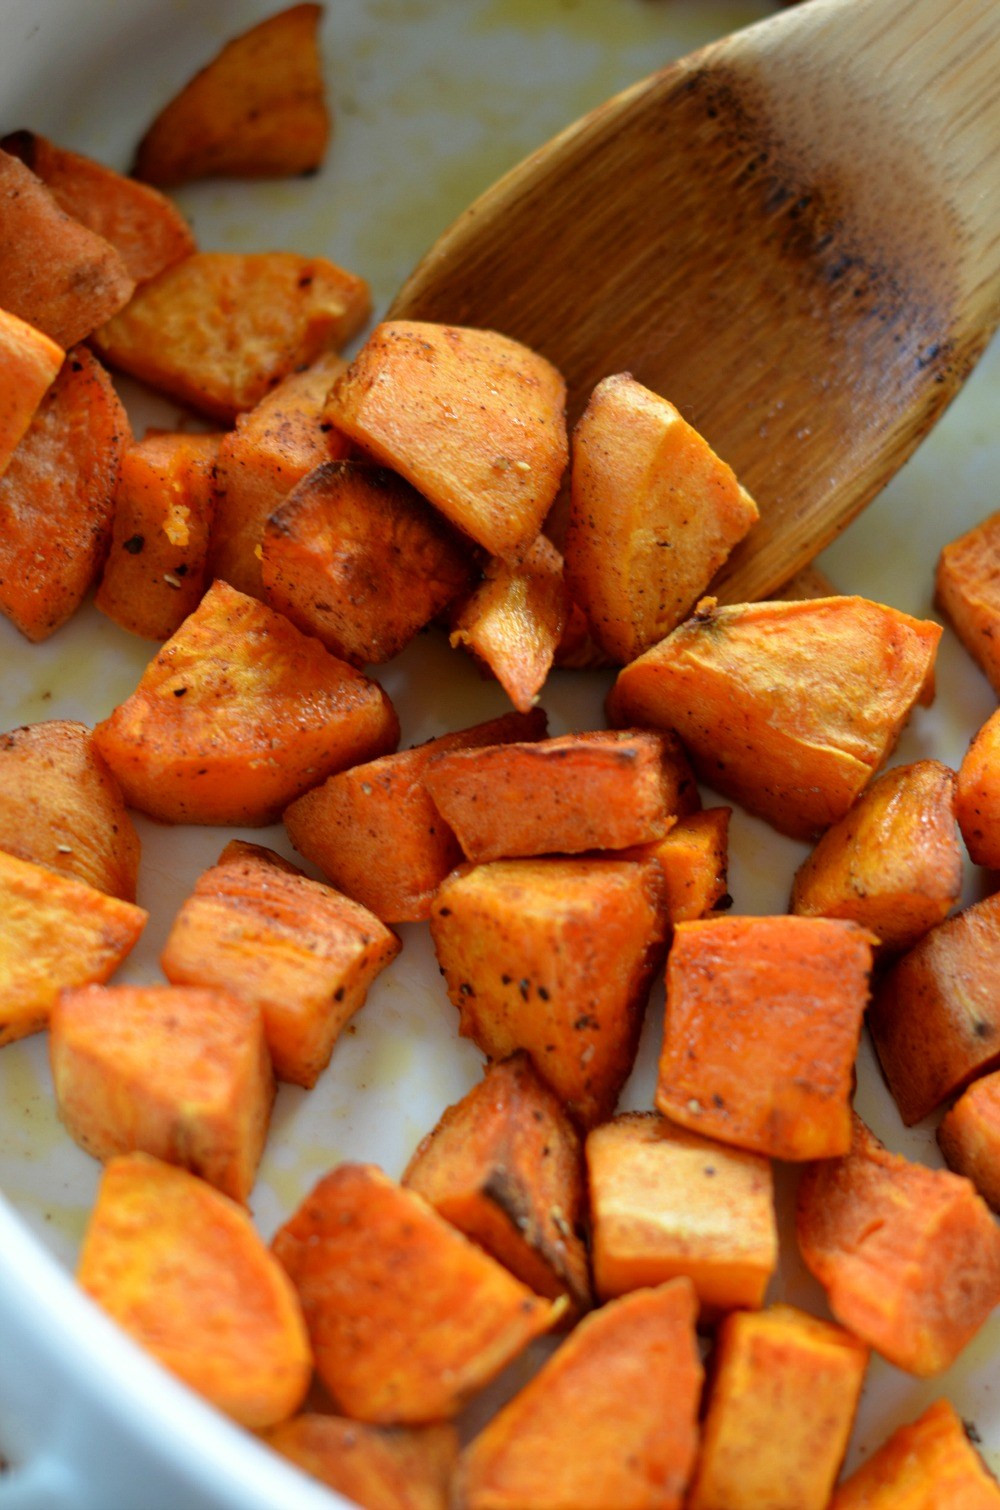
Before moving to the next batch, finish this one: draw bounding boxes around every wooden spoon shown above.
[390,0,1000,602]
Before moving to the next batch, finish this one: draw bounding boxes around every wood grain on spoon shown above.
[390,0,1000,602]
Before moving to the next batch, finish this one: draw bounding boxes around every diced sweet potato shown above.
[271,1162,557,1423]
[0,346,130,641]
[564,372,759,662]
[284,708,547,922]
[0,146,134,347]
[449,534,569,712]
[607,595,941,840]
[0,719,140,901]
[0,848,146,1046]
[938,1070,1000,1213]
[133,3,330,186]
[955,706,1000,868]
[868,890,1000,1125]
[160,839,400,1087]
[790,759,962,957]
[50,983,274,1204]
[829,1398,1000,1508]
[686,1304,868,1510]
[796,1112,1000,1376]
[96,430,221,640]
[656,914,874,1160]
[552,592,617,671]
[262,1415,458,1510]
[632,807,731,927]
[78,1153,311,1429]
[454,1280,702,1510]
[262,459,473,664]
[93,251,370,423]
[402,1052,592,1318]
[0,306,63,478]
[325,321,568,558]
[935,510,1000,695]
[93,579,398,825]
[429,854,668,1128]
[586,1110,776,1319]
[1,129,195,284]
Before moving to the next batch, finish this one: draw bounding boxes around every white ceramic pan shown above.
[1,1,999,1505]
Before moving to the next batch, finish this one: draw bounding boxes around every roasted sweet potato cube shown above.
[868,891,1000,1125]
[262,458,473,664]
[564,372,759,662]
[829,1398,1000,1508]
[454,1280,702,1510]
[0,848,146,1046]
[607,596,941,840]
[402,1052,591,1317]
[50,983,274,1203]
[0,346,130,641]
[429,854,668,1128]
[78,1153,311,1429]
[1,129,195,284]
[790,759,962,957]
[449,534,569,712]
[93,579,398,825]
[133,3,330,187]
[686,1304,868,1510]
[656,915,874,1161]
[796,1113,1000,1376]
[262,1415,458,1510]
[586,1111,776,1319]
[0,146,134,347]
[93,251,370,423]
[423,730,679,863]
[938,1070,1000,1213]
[96,430,220,640]
[0,719,140,901]
[271,1162,557,1423]
[956,706,1000,868]
[633,807,731,926]
[935,510,1000,695]
[161,839,400,1087]
[284,708,547,922]
[0,306,63,478]
[209,351,350,599]
[325,322,568,558]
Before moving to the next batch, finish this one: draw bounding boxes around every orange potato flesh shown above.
[935,509,1000,696]
[627,807,731,927]
[956,705,1000,868]
[262,1414,459,1510]
[938,1069,1000,1214]
[0,306,63,479]
[829,1398,1000,1508]
[78,1153,312,1430]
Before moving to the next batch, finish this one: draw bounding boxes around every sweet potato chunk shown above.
[935,510,1000,695]
[0,346,129,641]
[271,1162,557,1423]
[96,430,220,639]
[829,1398,1000,1508]
[796,1113,1000,1376]
[284,708,547,923]
[0,146,134,346]
[325,321,568,558]
[422,730,679,863]
[429,854,667,1127]
[0,306,63,478]
[449,534,569,713]
[262,1415,458,1510]
[92,578,399,826]
[50,983,274,1203]
[160,839,400,1087]
[1,129,195,284]
[454,1280,702,1510]
[790,759,962,957]
[586,1111,776,1319]
[686,1304,868,1510]
[262,459,473,664]
[633,808,731,927]
[608,596,941,840]
[210,351,350,598]
[564,372,759,662]
[656,915,874,1160]
[0,848,146,1046]
[868,890,1000,1125]
[93,251,370,423]
[78,1153,311,1429]
[938,1070,1000,1213]
[955,705,1000,868]
[0,719,140,901]
[133,4,330,186]
[403,1052,592,1317]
